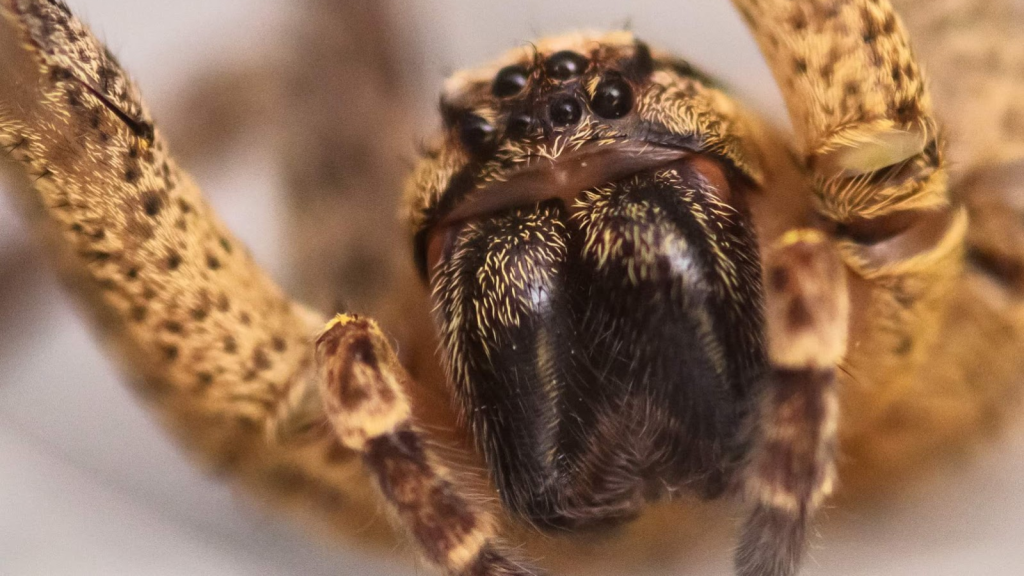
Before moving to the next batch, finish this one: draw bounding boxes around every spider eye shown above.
[591,76,634,119]
[549,96,582,126]
[545,51,589,80]
[493,65,530,97]
[506,112,536,138]
[459,114,496,153]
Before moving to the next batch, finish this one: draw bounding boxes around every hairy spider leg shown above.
[735,229,848,576]
[316,314,542,576]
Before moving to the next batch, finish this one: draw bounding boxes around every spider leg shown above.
[0,0,414,546]
[166,0,423,316]
[1,0,310,457]
[733,0,970,483]
[282,1,421,317]
[731,0,964,267]
[733,0,938,183]
[736,230,848,576]
[316,314,541,576]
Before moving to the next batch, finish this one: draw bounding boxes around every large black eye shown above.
[460,114,496,153]
[591,77,634,119]
[494,65,529,97]
[549,96,582,126]
[545,51,589,80]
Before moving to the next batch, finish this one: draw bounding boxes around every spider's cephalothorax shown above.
[409,33,770,528]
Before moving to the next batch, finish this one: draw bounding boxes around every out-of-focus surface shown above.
[0,1,1021,574]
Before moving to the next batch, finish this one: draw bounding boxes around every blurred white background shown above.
[0,1,1022,575]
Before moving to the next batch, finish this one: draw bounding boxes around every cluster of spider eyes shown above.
[460,50,635,154]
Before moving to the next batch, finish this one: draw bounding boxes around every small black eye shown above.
[460,114,496,153]
[545,51,589,80]
[591,77,634,119]
[506,112,535,138]
[493,65,529,97]
[549,96,582,126]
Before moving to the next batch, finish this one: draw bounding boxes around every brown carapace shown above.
[2,1,1023,576]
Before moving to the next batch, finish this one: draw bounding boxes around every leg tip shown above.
[735,504,808,576]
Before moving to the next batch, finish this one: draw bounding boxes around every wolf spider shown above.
[2,0,1024,575]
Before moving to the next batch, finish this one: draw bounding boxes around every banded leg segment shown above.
[737,230,848,576]
[316,315,541,576]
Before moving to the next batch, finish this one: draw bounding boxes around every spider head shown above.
[407,32,770,527]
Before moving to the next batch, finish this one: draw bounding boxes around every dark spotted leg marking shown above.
[0,0,433,543]
[315,315,542,576]
[0,0,321,450]
[736,230,848,576]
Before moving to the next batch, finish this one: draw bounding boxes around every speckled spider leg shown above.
[728,0,962,571]
[736,230,848,576]
[0,0,308,457]
[732,0,963,311]
[731,0,966,482]
[316,315,541,576]
[0,0,411,547]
